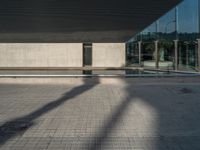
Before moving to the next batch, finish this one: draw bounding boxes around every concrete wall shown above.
[0,43,125,68]
[0,43,82,67]
[92,43,125,67]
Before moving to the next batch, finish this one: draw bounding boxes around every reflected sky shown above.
[142,0,199,34]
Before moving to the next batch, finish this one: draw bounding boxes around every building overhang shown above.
[0,0,182,43]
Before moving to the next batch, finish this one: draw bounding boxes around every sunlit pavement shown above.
[0,78,200,150]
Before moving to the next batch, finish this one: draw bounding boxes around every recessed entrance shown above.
[83,43,92,67]
[83,43,92,75]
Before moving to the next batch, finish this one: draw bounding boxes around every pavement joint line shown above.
[0,74,200,78]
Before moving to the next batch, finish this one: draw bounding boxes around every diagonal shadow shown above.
[0,78,99,145]
[86,80,135,150]
[86,78,200,150]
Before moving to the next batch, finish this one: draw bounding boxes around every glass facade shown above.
[126,0,200,72]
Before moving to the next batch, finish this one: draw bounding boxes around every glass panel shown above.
[126,0,200,72]
[141,42,156,68]
[140,22,158,41]
[178,0,199,42]
[126,42,139,66]
[158,8,176,40]
[178,41,198,71]
[158,40,174,70]
[158,9,176,33]
[178,0,199,34]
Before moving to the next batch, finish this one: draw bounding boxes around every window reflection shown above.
[158,40,174,69]
[141,42,155,68]
[126,0,200,72]
[178,41,198,71]
[126,42,139,66]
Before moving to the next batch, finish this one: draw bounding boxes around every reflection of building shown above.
[127,0,200,72]
[0,0,199,73]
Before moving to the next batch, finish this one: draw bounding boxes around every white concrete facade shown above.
[0,43,125,68]
[92,43,125,67]
[0,43,83,67]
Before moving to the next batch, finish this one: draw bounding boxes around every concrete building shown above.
[0,0,199,72]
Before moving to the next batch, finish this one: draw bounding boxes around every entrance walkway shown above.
[0,78,200,150]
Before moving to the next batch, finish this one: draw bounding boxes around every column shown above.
[186,43,189,67]
[138,41,142,66]
[154,40,159,69]
[197,39,200,71]
[174,40,178,70]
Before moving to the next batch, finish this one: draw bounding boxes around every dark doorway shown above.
[83,43,92,75]
[83,43,92,67]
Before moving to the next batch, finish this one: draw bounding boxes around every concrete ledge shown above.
[143,61,173,67]
[0,77,200,85]
[0,67,143,71]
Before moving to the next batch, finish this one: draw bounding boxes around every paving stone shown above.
[0,79,200,149]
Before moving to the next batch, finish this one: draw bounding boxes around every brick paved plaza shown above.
[0,78,200,150]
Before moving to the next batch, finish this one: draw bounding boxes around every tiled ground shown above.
[0,78,200,150]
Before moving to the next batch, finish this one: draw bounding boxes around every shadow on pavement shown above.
[1,78,200,149]
[0,78,99,145]
[86,81,134,150]
[85,78,200,150]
